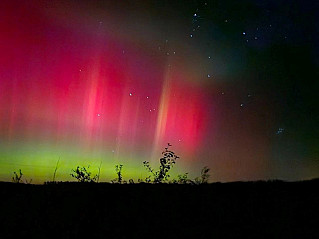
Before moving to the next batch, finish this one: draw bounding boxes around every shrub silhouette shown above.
[12,169,32,184]
[12,169,23,183]
[143,143,179,183]
[112,164,124,183]
[194,166,210,184]
[70,166,97,183]
[174,173,192,184]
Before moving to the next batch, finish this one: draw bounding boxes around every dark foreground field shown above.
[1,180,318,239]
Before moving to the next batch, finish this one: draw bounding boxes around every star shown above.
[276,128,285,134]
[97,113,101,117]
[243,32,246,35]
[240,103,244,107]
[207,74,211,78]
[129,93,132,96]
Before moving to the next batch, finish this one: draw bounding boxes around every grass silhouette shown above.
[52,158,60,182]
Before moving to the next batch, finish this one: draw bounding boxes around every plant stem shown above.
[97,161,102,183]
[52,157,60,182]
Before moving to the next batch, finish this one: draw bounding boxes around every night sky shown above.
[0,0,318,183]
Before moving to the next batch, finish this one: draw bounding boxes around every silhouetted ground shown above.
[0,180,318,238]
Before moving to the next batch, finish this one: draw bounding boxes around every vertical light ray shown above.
[151,68,171,161]
[81,59,102,149]
[115,86,129,160]
[7,77,18,142]
[128,97,140,155]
